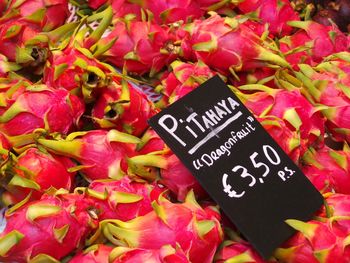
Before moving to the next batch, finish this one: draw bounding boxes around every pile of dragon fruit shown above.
[1,0,350,262]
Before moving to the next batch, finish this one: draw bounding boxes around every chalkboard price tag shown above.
[149,76,324,259]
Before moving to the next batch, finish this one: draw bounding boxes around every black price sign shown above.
[149,76,323,259]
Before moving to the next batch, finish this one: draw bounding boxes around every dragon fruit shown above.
[0,0,69,32]
[0,85,84,138]
[98,16,177,76]
[79,176,165,221]
[0,0,7,15]
[236,0,300,37]
[155,60,217,107]
[230,67,277,88]
[0,54,20,77]
[137,128,167,155]
[178,13,289,76]
[259,116,301,163]
[0,192,99,262]
[87,0,108,10]
[92,79,156,136]
[91,191,223,263]
[214,240,276,263]
[233,84,325,152]
[301,145,350,194]
[318,193,350,233]
[1,147,75,205]
[275,219,350,262]
[109,245,190,263]
[160,153,208,201]
[293,63,350,142]
[279,21,349,68]
[37,129,140,181]
[69,244,113,262]
[43,46,114,102]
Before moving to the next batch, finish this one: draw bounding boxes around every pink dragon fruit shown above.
[81,176,165,221]
[0,192,99,262]
[2,147,75,205]
[0,54,20,77]
[279,21,349,68]
[0,0,8,15]
[233,84,325,152]
[0,85,84,138]
[98,16,177,76]
[294,63,350,142]
[275,219,350,262]
[109,245,190,263]
[178,14,289,76]
[0,0,69,32]
[155,60,217,107]
[43,46,114,102]
[91,191,223,263]
[92,79,156,136]
[318,193,350,233]
[301,145,350,194]
[137,128,166,155]
[37,129,140,181]
[230,67,277,88]
[236,0,300,37]
[259,116,301,163]
[69,244,113,262]
[215,240,276,262]
[160,153,208,201]
[87,0,108,10]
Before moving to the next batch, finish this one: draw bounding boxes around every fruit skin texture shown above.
[235,85,325,153]
[37,129,139,181]
[214,240,276,263]
[97,191,223,263]
[43,47,114,102]
[275,219,350,263]
[69,244,113,263]
[156,60,216,107]
[237,0,300,37]
[0,85,84,137]
[178,14,289,75]
[87,176,165,221]
[99,17,177,76]
[279,21,349,68]
[92,81,156,136]
[258,116,301,163]
[160,153,207,201]
[3,147,75,204]
[109,245,190,263]
[301,146,350,194]
[1,0,69,32]
[0,193,99,262]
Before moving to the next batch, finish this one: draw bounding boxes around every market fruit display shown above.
[1,0,350,262]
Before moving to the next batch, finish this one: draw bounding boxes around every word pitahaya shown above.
[0,192,99,262]
[178,13,289,75]
[92,191,223,263]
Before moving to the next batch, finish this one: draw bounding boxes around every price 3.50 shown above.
[222,145,295,198]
